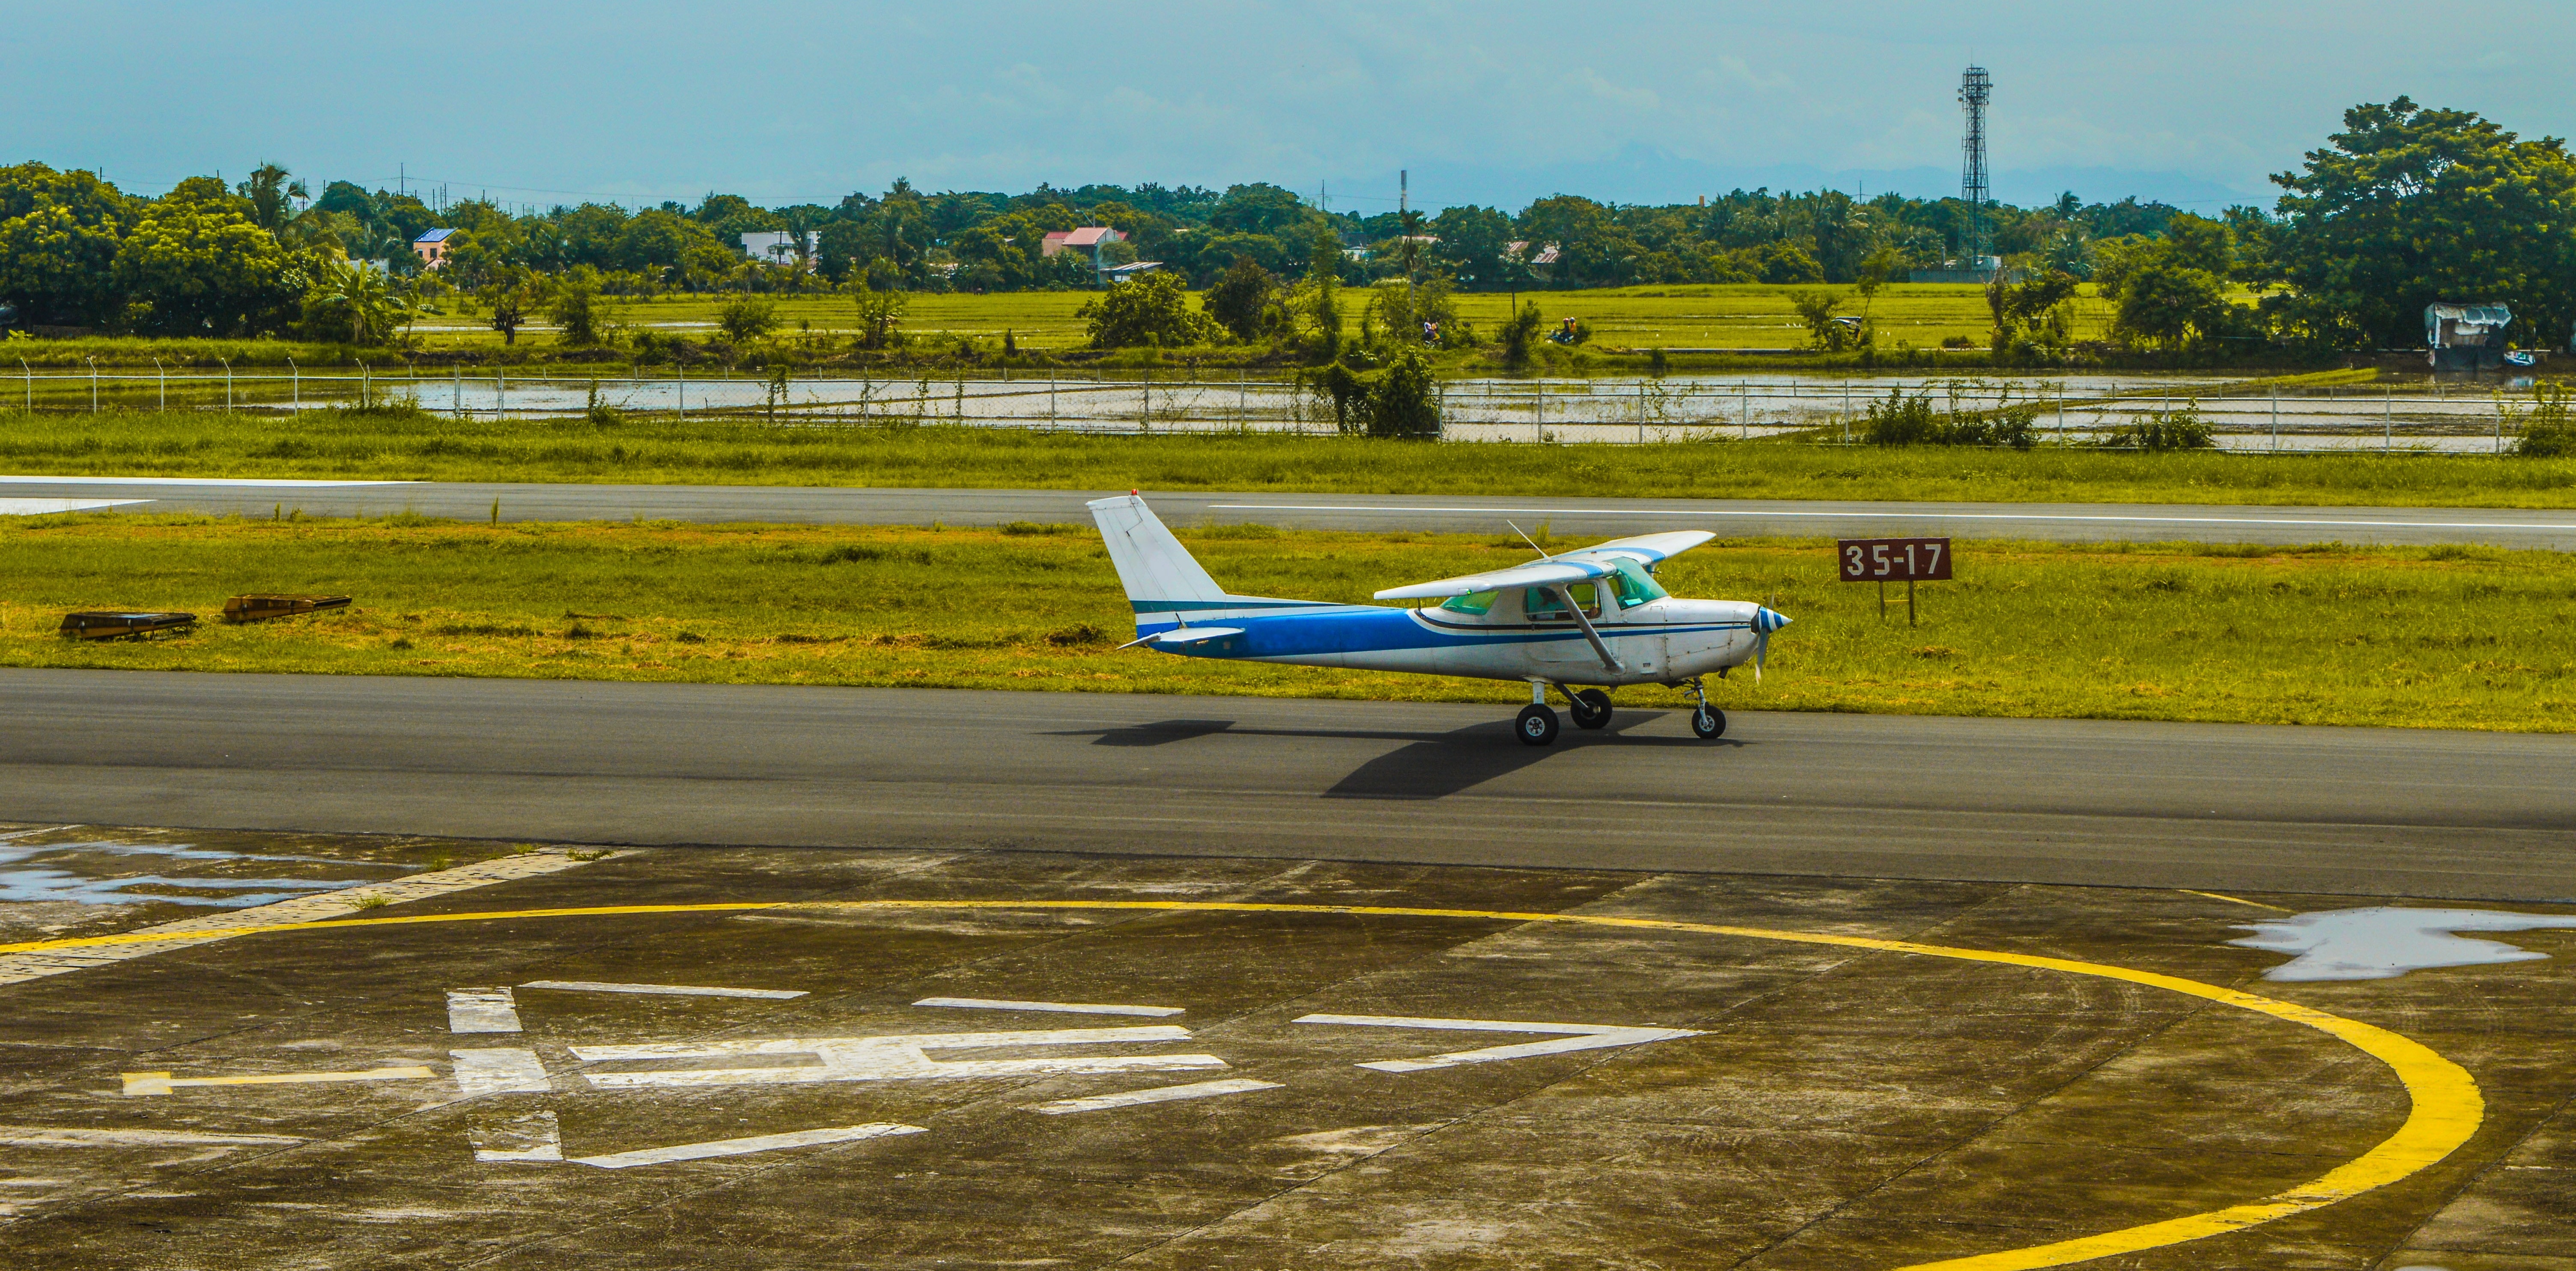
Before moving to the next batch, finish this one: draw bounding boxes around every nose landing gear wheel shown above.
[1691,707,1727,739]
[1569,689,1612,729]
[1515,704,1561,746]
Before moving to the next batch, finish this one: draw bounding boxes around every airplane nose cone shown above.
[1753,607,1792,634]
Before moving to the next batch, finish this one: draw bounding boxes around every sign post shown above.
[1837,537,1952,626]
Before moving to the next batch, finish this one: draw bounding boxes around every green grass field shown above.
[16,281,2173,367]
[5,410,2573,508]
[4,515,2567,732]
[388,283,2097,354]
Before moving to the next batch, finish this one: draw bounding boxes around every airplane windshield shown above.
[1440,590,1499,615]
[1607,560,1668,608]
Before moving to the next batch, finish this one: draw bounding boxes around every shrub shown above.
[1309,349,1441,438]
[2507,383,2576,457]
[1860,390,2039,449]
[1498,302,1543,369]
[2096,405,2217,451]
[716,296,776,343]
[1077,272,1217,348]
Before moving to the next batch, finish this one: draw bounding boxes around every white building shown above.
[740,231,819,269]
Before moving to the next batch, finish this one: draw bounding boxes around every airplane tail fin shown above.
[1087,493,1226,624]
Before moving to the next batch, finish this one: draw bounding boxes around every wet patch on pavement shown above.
[0,834,2569,1269]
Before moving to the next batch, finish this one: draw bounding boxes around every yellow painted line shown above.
[2179,888,2295,913]
[121,1066,436,1096]
[12,898,2481,1271]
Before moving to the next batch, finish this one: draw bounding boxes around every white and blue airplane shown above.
[1088,493,1792,746]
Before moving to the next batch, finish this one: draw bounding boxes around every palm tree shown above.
[238,163,309,235]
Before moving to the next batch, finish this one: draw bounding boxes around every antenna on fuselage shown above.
[1506,521,1550,560]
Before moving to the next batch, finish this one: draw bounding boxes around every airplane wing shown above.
[1557,530,1716,566]
[1372,559,1616,601]
[1370,531,1716,601]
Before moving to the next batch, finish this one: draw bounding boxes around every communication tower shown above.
[1958,65,1992,274]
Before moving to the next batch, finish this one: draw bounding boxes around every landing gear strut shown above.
[1685,678,1726,740]
[1568,688,1613,730]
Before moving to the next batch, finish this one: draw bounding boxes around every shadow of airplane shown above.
[1046,711,1742,801]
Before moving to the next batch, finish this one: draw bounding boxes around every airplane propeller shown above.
[1751,603,1792,682]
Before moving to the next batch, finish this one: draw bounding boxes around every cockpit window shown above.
[1607,560,1668,608]
[1440,590,1499,616]
[1524,583,1600,622]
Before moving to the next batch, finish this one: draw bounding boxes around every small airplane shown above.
[1087,493,1792,746]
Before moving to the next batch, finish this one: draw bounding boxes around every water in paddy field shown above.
[2231,907,2576,981]
[33,366,2548,452]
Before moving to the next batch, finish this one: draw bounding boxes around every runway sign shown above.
[1837,537,1953,582]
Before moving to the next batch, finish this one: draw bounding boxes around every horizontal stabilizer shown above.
[1116,626,1244,650]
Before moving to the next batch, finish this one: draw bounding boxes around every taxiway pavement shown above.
[3,670,2569,901]
[9,477,2576,548]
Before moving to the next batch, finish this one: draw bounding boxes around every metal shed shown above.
[2425,302,2511,370]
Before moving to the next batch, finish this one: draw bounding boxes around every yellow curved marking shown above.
[2,898,2480,1269]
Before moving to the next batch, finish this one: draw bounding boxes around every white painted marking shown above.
[121,1067,436,1096]
[569,1122,925,1169]
[1293,1014,1705,1072]
[0,476,415,487]
[1027,1078,1283,1116]
[451,1048,550,1095]
[470,1110,563,1163]
[0,498,147,515]
[569,1025,1222,1090]
[0,1126,303,1148]
[1206,503,2576,534]
[914,996,1181,1017]
[447,987,524,1034]
[0,850,605,988]
[522,979,807,1000]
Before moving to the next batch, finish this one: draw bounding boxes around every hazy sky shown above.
[15,1,2572,213]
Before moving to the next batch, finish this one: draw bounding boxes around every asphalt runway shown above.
[10,476,2576,547]
[4,670,2570,901]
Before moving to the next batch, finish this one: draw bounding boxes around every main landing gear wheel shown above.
[1516,704,1561,747]
[1692,706,1727,739]
[1569,689,1613,730]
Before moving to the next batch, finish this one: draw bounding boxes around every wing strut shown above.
[1552,586,1625,674]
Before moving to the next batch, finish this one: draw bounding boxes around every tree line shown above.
[1,96,2570,357]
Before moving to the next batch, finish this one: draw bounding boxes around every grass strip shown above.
[6,411,2576,509]
[4,514,2570,732]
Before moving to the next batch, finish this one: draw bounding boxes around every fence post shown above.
[2271,385,2279,452]
[454,365,463,419]
[2384,386,2392,452]
[86,357,97,412]
[1142,375,1151,435]
[1636,379,1645,445]
[678,362,686,419]
[155,358,165,411]
[19,357,28,412]
[289,357,298,410]
[498,369,505,419]
[1739,383,1747,440]
[221,359,232,413]
[359,361,369,408]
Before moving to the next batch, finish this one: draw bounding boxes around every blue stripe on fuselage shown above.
[1138,606,1750,660]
